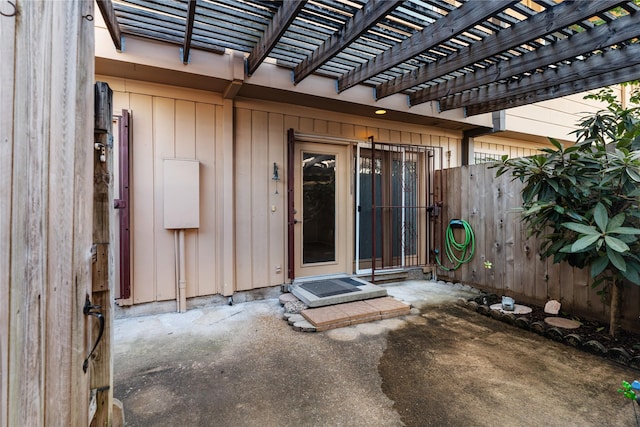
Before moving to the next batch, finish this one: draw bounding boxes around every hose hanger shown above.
[435,219,475,271]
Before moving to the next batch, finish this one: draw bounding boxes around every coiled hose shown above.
[435,219,475,271]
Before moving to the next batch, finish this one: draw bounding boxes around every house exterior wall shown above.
[99,71,617,306]
[99,75,482,304]
[95,23,617,306]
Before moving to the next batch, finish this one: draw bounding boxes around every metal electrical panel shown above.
[163,159,200,229]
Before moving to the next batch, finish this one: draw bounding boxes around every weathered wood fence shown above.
[1,1,97,425]
[435,163,640,332]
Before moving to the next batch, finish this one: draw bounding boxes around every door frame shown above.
[287,130,353,280]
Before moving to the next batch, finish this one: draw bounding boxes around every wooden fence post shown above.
[90,81,115,426]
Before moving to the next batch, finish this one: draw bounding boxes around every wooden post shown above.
[2,1,95,425]
[91,82,115,425]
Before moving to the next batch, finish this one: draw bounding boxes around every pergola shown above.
[96,0,640,116]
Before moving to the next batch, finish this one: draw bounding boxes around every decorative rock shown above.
[606,347,631,364]
[286,314,305,325]
[284,300,307,314]
[490,309,502,320]
[467,301,479,311]
[292,320,316,332]
[544,317,581,329]
[278,293,300,305]
[544,300,561,315]
[629,356,640,370]
[514,317,530,330]
[409,308,421,315]
[456,297,467,306]
[501,313,516,325]
[530,321,546,335]
[582,340,607,355]
[545,327,564,342]
[477,305,490,316]
[564,334,583,347]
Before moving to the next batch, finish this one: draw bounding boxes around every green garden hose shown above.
[435,219,475,271]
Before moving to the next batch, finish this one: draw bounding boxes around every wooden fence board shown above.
[6,1,94,424]
[0,2,16,424]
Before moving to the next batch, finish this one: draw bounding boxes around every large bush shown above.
[495,86,640,336]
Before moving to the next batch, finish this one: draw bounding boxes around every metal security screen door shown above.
[355,140,440,275]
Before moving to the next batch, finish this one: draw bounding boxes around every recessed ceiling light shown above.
[375,109,387,115]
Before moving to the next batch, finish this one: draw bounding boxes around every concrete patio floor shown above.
[114,280,639,426]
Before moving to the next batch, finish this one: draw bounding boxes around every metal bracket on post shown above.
[180,47,191,64]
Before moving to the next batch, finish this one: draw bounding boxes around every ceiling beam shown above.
[246,0,306,76]
[410,6,640,106]
[293,0,402,84]
[181,0,197,64]
[336,0,518,93]
[380,0,625,101]
[96,0,123,51]
[455,44,640,116]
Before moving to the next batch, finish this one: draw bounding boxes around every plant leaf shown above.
[562,222,600,235]
[549,138,563,150]
[608,227,640,235]
[622,260,640,285]
[607,246,627,272]
[604,235,630,253]
[606,213,625,231]
[571,234,601,252]
[593,202,608,232]
[626,168,640,182]
[590,255,609,277]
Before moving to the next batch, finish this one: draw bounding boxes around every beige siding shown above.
[98,76,567,305]
[99,76,224,304]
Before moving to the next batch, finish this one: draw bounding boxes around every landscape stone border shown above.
[456,298,640,371]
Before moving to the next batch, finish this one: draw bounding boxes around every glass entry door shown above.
[293,142,349,277]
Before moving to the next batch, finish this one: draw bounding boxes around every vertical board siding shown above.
[437,163,640,331]
[268,113,286,286]
[153,97,176,302]
[235,108,253,291]
[251,110,270,288]
[130,94,156,304]
[196,103,217,296]
[175,100,198,297]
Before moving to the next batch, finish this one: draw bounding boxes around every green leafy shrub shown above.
[494,86,640,336]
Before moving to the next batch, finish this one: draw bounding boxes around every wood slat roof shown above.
[98,0,640,116]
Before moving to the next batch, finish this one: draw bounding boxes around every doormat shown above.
[299,278,363,298]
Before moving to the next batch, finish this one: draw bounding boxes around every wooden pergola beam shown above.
[246,0,306,76]
[182,0,197,64]
[410,6,640,106]
[455,44,640,116]
[293,0,402,84]
[96,0,123,51]
[337,0,518,93]
[380,0,625,102]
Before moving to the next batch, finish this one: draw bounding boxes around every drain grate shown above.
[299,279,362,298]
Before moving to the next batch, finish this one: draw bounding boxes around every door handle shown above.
[293,218,300,224]
[83,296,105,373]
